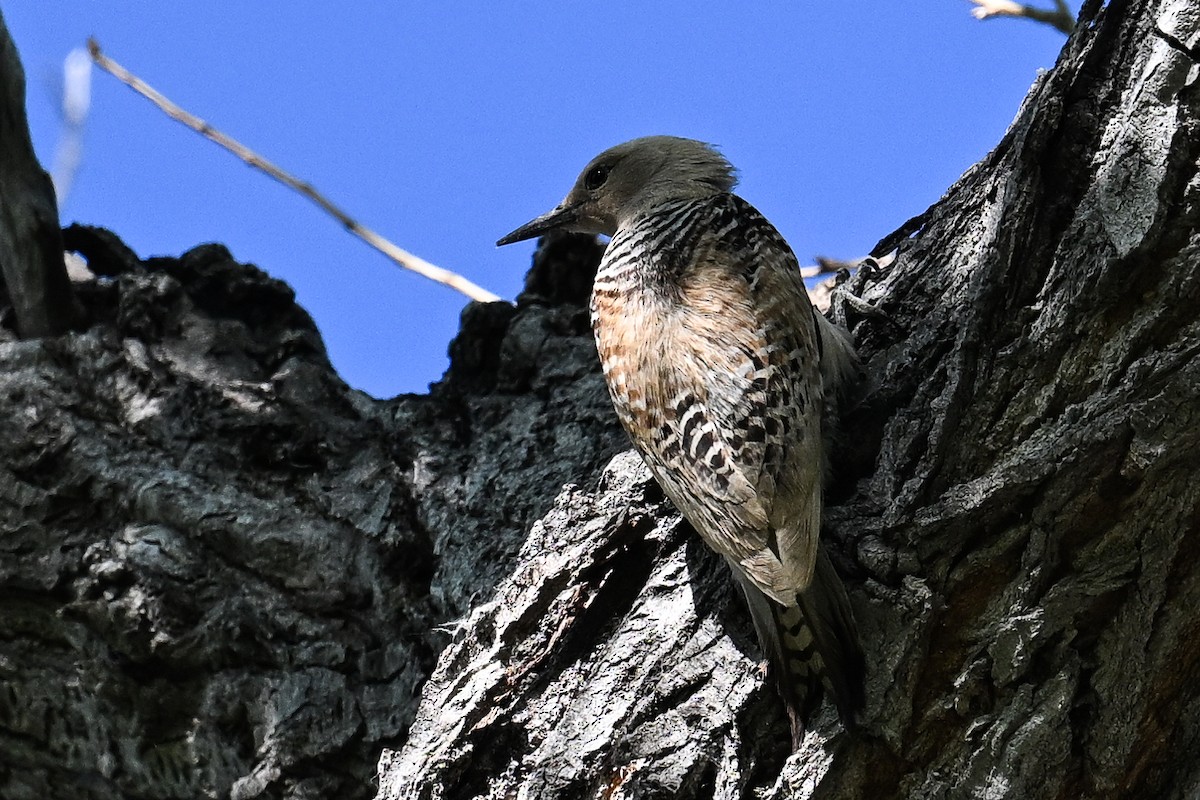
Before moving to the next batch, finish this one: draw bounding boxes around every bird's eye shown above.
[584,164,611,191]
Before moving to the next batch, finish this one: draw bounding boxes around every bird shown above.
[497,136,864,745]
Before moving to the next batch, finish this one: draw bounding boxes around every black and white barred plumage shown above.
[498,136,864,743]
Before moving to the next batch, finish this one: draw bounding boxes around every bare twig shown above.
[969,0,1076,35]
[87,38,503,304]
[811,256,857,277]
[807,252,896,312]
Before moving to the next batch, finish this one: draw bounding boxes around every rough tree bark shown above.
[0,10,79,337]
[0,1,1196,799]
[0,221,627,800]
[383,0,1200,797]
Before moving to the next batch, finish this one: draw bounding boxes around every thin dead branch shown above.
[86,38,503,304]
[807,252,896,313]
[969,0,1076,35]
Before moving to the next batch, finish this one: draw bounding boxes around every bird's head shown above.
[496,136,737,246]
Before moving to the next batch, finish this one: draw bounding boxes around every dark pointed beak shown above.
[496,204,579,246]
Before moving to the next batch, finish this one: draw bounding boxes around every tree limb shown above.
[970,0,1077,35]
[0,10,80,338]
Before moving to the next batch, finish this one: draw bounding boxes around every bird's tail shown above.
[734,546,864,747]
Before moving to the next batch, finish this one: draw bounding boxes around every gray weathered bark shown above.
[0,10,79,337]
[0,0,1196,798]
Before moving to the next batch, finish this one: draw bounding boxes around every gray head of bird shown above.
[496,135,737,246]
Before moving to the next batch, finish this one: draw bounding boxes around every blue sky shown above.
[6,4,1070,397]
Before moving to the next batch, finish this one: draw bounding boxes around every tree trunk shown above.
[0,0,1196,799]
[0,10,80,337]
[382,0,1200,797]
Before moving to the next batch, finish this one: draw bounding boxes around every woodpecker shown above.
[497,136,864,744]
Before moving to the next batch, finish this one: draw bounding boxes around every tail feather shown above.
[729,547,863,747]
[793,547,864,725]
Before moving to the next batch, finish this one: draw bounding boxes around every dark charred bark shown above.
[0,1,1197,799]
[0,228,625,800]
[0,10,79,338]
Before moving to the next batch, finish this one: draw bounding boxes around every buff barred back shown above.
[498,136,864,745]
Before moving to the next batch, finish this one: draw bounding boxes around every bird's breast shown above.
[590,267,669,442]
